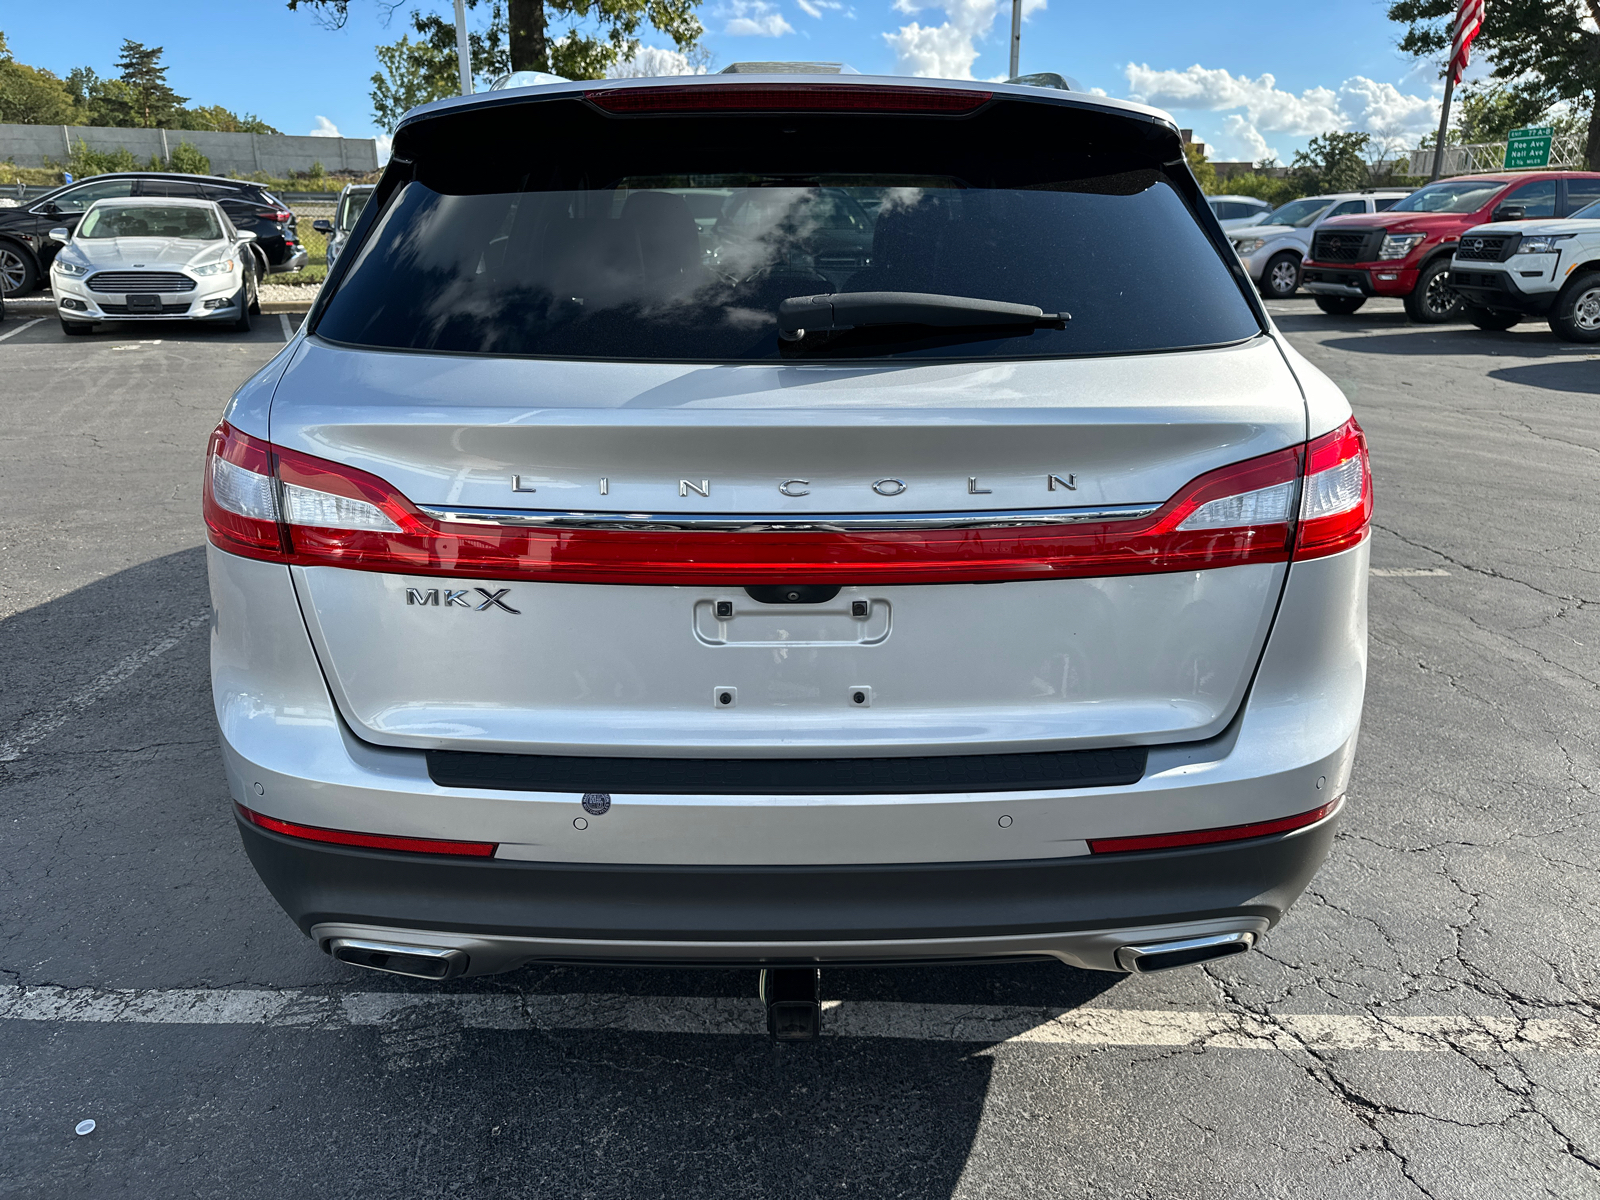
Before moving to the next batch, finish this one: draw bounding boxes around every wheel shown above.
[0,241,38,296]
[1404,258,1465,323]
[1463,305,1519,332]
[60,318,92,336]
[1262,252,1300,299]
[1548,271,1600,344]
[1314,296,1366,316]
[232,282,253,332]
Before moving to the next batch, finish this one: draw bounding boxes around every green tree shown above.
[1388,0,1600,170]
[166,141,212,174]
[112,40,187,128]
[0,33,82,124]
[1292,131,1372,194]
[370,34,460,133]
[177,104,280,134]
[1183,142,1217,193]
[292,0,703,81]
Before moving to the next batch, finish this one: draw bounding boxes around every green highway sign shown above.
[1504,125,1555,170]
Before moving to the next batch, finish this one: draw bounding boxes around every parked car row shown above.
[0,171,305,297]
[1220,170,1600,342]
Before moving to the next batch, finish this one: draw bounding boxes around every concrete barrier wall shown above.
[0,123,379,176]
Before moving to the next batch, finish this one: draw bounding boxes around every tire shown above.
[0,241,39,297]
[1404,258,1466,323]
[248,251,265,313]
[60,318,92,336]
[1463,305,1519,332]
[1262,252,1300,299]
[232,285,252,332]
[1548,271,1600,344]
[1314,296,1366,316]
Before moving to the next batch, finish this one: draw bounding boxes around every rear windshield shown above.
[317,97,1261,362]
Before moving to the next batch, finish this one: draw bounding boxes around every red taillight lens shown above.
[202,417,1369,585]
[1294,417,1372,560]
[1087,799,1339,855]
[236,803,497,857]
[585,84,992,115]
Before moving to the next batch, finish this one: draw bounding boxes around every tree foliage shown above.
[111,40,188,128]
[1291,131,1373,194]
[292,0,704,80]
[369,3,514,131]
[1388,0,1600,168]
[1182,143,1217,193]
[0,32,80,123]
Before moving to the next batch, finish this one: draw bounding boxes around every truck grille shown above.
[87,271,196,294]
[96,301,193,314]
[1454,234,1518,262]
[1311,229,1383,263]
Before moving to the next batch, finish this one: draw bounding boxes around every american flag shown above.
[1450,0,1485,85]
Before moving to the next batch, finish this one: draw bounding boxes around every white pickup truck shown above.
[1447,201,1600,341]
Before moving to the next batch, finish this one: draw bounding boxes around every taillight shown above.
[236,803,496,857]
[1294,417,1372,560]
[585,84,992,115]
[202,417,1370,585]
[1087,799,1340,854]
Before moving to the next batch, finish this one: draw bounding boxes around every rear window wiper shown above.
[778,292,1069,343]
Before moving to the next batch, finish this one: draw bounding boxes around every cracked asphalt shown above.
[1,300,1597,1198]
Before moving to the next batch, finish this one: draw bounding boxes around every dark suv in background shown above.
[0,172,305,296]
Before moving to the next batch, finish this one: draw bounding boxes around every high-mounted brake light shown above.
[236,803,497,857]
[584,84,992,115]
[202,416,1371,585]
[1087,799,1340,855]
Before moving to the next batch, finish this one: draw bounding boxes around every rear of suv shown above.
[1302,171,1600,322]
[206,76,1371,981]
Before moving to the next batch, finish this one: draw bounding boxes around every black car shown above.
[0,172,306,296]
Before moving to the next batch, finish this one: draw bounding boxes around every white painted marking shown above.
[1370,567,1451,577]
[279,313,293,342]
[2,986,1595,1052]
[0,317,44,344]
[0,611,209,762]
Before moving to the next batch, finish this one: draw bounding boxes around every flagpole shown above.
[1430,13,1459,181]
[454,0,473,95]
[1009,0,1022,78]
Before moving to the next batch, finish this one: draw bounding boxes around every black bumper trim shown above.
[1446,267,1558,315]
[1301,267,1376,295]
[237,811,1337,947]
[426,745,1148,795]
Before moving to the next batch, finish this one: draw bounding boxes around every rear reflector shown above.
[236,803,497,857]
[202,416,1371,585]
[1087,799,1339,855]
[585,84,992,115]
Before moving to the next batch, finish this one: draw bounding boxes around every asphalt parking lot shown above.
[2,298,1598,1199]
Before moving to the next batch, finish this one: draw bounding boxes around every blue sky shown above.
[3,0,1455,163]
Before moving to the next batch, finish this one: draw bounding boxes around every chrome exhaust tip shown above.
[1114,931,1254,974]
[327,937,469,981]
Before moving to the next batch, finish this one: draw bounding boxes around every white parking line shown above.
[279,313,293,342]
[0,611,209,762]
[1370,567,1452,577]
[0,317,45,344]
[3,985,1595,1052]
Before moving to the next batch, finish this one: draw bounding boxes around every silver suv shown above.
[1231,190,1411,299]
[205,75,1370,981]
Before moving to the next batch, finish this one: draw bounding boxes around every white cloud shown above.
[607,45,708,76]
[797,0,843,16]
[375,133,392,165]
[719,0,795,36]
[883,0,1044,80]
[309,115,342,138]
[1124,63,1441,162]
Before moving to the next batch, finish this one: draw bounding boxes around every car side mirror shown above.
[47,226,71,244]
[1491,204,1526,222]
[235,229,258,242]
[311,219,334,234]
[42,201,61,216]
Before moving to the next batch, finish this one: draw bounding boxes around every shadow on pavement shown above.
[1488,359,1600,394]
[1,548,1128,1198]
[1318,327,1589,358]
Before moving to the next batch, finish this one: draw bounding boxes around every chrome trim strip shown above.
[414,503,1162,532]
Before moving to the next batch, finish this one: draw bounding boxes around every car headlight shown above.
[192,258,236,277]
[1515,234,1574,255]
[1232,238,1265,255]
[1378,234,1426,260]
[52,259,88,276]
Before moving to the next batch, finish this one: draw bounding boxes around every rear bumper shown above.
[1447,264,1560,314]
[238,807,1338,972]
[1301,263,1419,298]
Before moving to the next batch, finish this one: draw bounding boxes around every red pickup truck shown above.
[1300,171,1600,323]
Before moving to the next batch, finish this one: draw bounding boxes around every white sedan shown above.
[48,196,261,335]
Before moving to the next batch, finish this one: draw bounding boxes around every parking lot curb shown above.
[261,301,315,314]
